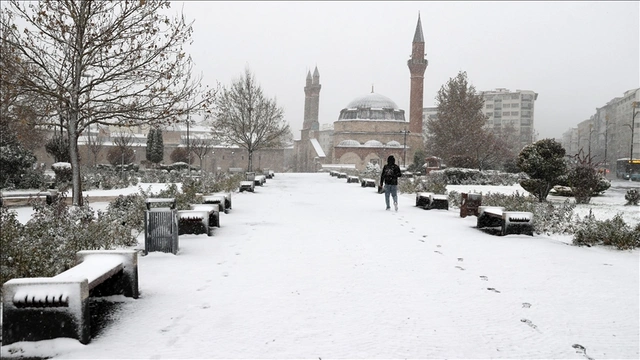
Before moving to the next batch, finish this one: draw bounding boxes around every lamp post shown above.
[631,101,639,164]
[588,124,594,164]
[604,115,609,175]
[186,114,191,177]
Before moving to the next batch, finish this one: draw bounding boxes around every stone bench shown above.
[336,172,347,179]
[210,192,232,211]
[360,178,376,187]
[202,194,228,213]
[254,174,266,186]
[0,190,58,207]
[239,181,255,192]
[2,250,139,345]
[178,209,216,236]
[415,192,449,210]
[347,175,360,183]
[477,206,534,236]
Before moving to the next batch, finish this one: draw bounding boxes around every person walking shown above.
[380,155,402,211]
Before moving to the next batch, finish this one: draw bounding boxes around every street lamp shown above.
[631,101,639,164]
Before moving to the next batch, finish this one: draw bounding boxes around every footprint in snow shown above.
[434,250,443,255]
[455,266,465,270]
[457,258,463,262]
[572,344,595,360]
[487,287,500,293]
[480,275,488,281]
[521,318,540,332]
[522,302,532,308]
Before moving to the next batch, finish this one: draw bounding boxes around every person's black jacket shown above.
[380,155,402,186]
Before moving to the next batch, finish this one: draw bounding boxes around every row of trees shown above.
[1,0,291,205]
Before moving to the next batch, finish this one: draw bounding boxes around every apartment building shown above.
[478,88,538,148]
[561,88,639,168]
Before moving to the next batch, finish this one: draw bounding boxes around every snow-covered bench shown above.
[415,192,449,210]
[254,174,266,186]
[239,181,255,192]
[360,178,376,187]
[2,250,139,345]
[0,190,58,207]
[329,170,338,177]
[178,209,216,236]
[337,172,347,179]
[347,175,360,183]
[210,192,232,211]
[477,206,534,236]
[202,194,228,213]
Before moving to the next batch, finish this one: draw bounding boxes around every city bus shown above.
[616,158,640,181]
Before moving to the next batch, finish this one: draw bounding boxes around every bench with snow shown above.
[347,175,360,184]
[210,191,232,211]
[202,194,228,213]
[239,180,255,192]
[2,250,139,345]
[460,192,482,218]
[361,178,376,188]
[337,172,347,179]
[329,170,338,177]
[476,206,534,236]
[0,190,58,207]
[254,174,266,186]
[178,208,218,236]
[415,192,449,210]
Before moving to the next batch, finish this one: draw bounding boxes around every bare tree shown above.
[210,68,291,171]
[189,136,212,171]
[1,0,214,205]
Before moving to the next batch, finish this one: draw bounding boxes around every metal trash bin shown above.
[144,198,179,255]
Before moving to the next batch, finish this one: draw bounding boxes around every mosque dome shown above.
[386,140,402,147]
[363,140,384,147]
[337,139,361,147]
[338,92,405,121]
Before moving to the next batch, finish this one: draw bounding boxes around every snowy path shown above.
[41,173,639,358]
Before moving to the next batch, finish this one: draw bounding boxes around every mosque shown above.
[293,14,428,172]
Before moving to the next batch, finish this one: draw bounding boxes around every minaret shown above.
[407,13,428,135]
[303,66,321,131]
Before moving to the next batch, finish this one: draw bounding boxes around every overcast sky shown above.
[175,1,639,141]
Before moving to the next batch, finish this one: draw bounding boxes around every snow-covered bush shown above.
[573,212,640,250]
[0,195,138,295]
[0,136,37,188]
[178,217,207,235]
[517,139,566,202]
[360,162,381,181]
[625,189,639,206]
[430,168,526,186]
[52,162,73,187]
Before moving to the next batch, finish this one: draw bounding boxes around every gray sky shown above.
[175,1,639,140]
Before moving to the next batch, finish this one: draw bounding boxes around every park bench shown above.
[415,192,449,210]
[2,250,139,345]
[202,194,228,213]
[337,172,347,179]
[178,209,216,236]
[477,206,534,236]
[347,175,360,183]
[329,170,338,177]
[190,204,221,227]
[360,178,376,188]
[460,192,482,217]
[210,191,232,211]
[0,190,58,207]
[254,174,266,186]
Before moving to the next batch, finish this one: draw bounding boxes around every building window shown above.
[511,103,519,108]
[511,111,519,116]
[486,104,493,109]
[511,94,519,100]
[503,103,511,108]
[486,112,493,117]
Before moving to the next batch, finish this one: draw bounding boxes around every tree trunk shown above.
[247,150,253,172]
[68,119,83,206]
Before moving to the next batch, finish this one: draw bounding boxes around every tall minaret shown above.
[303,66,321,131]
[407,14,428,135]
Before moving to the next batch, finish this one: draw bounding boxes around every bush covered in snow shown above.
[517,139,566,202]
[0,195,138,292]
[624,189,639,206]
[573,212,640,250]
[433,167,526,186]
[0,134,37,189]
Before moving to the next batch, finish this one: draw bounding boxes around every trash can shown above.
[144,198,179,255]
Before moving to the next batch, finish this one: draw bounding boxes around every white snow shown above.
[1,173,639,359]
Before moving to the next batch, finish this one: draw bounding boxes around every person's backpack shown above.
[383,166,395,182]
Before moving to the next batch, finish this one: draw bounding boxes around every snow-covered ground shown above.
[1,173,638,359]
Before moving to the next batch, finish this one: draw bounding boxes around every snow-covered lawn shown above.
[1,173,638,359]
